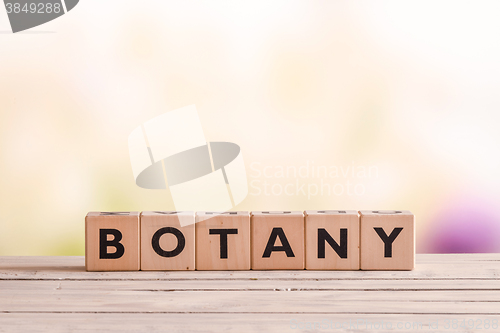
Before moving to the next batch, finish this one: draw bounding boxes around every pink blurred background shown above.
[1,1,500,255]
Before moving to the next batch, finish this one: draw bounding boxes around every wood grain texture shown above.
[140,211,195,271]
[85,212,140,271]
[305,210,360,270]
[1,254,498,280]
[0,255,499,332]
[251,211,305,270]
[0,314,498,333]
[195,212,250,270]
[360,210,415,271]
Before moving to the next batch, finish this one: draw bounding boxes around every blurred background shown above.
[1,1,500,255]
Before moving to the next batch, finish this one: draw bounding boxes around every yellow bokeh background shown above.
[1,1,500,255]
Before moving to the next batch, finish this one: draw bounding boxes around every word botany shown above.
[85,210,414,271]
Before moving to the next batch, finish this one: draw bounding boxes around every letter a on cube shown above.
[251,211,304,270]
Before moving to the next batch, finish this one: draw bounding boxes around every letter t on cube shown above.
[196,212,250,270]
[85,212,140,271]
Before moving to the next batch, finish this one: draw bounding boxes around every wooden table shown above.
[0,254,498,332]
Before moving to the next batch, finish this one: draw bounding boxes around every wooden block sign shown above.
[84,210,415,271]
[251,211,304,270]
[85,212,140,271]
[305,210,360,270]
[359,210,415,270]
[141,211,195,271]
[195,212,250,270]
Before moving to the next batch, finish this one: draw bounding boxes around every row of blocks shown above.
[85,210,415,271]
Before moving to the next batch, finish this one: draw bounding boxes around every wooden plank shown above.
[0,279,499,291]
[0,289,499,314]
[0,254,498,332]
[0,313,497,333]
[1,281,500,301]
[2,256,500,280]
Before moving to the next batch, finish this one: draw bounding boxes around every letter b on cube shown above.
[85,212,140,271]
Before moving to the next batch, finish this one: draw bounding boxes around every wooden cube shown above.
[141,211,195,271]
[195,212,250,270]
[359,210,415,270]
[85,212,140,271]
[251,211,304,270]
[305,210,360,270]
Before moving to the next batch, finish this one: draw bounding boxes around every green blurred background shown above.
[1,1,500,255]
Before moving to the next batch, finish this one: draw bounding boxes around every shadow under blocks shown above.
[85,210,415,271]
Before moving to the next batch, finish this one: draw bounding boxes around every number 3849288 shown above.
[5,2,62,14]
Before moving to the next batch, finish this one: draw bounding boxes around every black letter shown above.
[152,227,185,258]
[99,229,125,259]
[262,227,295,258]
[209,229,238,259]
[318,228,347,259]
[374,227,403,257]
